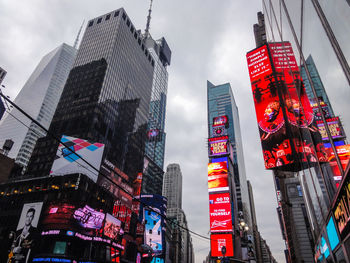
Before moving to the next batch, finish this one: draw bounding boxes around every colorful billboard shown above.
[50,135,105,182]
[209,193,232,232]
[333,173,350,239]
[209,137,229,157]
[144,209,162,254]
[316,117,345,141]
[73,205,105,229]
[326,144,350,181]
[326,216,340,251]
[208,161,229,192]
[104,213,122,240]
[246,42,324,171]
[211,233,234,257]
[213,115,229,127]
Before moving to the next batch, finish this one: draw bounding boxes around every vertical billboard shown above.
[246,42,325,171]
[209,136,229,157]
[210,233,234,257]
[50,135,105,182]
[9,202,43,263]
[326,144,350,182]
[208,161,229,192]
[209,193,232,232]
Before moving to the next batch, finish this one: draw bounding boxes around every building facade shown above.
[0,44,77,170]
[250,1,350,261]
[26,8,155,183]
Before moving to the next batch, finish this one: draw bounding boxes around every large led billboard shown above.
[316,117,345,141]
[326,216,340,251]
[333,173,350,239]
[213,115,229,127]
[209,193,232,232]
[144,209,162,254]
[50,135,105,182]
[211,233,234,257]
[208,161,229,192]
[209,137,229,157]
[246,42,324,171]
[326,144,350,181]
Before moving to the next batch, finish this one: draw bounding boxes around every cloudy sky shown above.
[0,0,285,262]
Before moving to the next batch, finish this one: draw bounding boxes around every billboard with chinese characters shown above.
[209,136,229,157]
[209,193,232,232]
[208,161,229,192]
[246,42,325,171]
[50,135,105,182]
[211,233,234,257]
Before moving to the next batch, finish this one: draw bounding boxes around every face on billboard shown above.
[211,233,234,257]
[247,42,324,170]
[208,162,229,192]
[209,193,232,232]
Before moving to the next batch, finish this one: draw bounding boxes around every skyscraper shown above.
[26,8,155,181]
[207,81,252,233]
[0,44,77,170]
[163,163,182,209]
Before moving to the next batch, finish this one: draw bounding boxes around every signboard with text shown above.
[211,233,234,257]
[316,117,345,141]
[209,193,233,232]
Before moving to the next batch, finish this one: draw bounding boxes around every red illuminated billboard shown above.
[209,193,232,232]
[211,233,234,257]
[246,42,325,171]
[208,162,229,192]
[326,145,350,182]
[316,117,345,141]
[213,115,229,127]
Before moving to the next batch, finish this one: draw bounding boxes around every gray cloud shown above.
[0,1,285,262]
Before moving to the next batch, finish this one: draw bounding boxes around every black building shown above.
[26,8,155,183]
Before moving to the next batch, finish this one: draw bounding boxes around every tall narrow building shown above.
[26,9,155,181]
[0,44,77,170]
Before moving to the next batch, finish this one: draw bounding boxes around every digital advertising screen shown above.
[104,213,122,240]
[144,209,163,254]
[50,135,105,182]
[316,117,345,141]
[246,42,324,171]
[211,233,234,257]
[326,216,340,251]
[208,161,229,192]
[213,115,229,127]
[310,98,331,121]
[326,144,350,180]
[209,193,232,233]
[73,205,105,229]
[333,173,350,239]
[209,137,229,157]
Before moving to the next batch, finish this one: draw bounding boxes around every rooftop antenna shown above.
[144,0,154,38]
[74,20,85,49]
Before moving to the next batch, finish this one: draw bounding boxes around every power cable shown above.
[0,91,212,242]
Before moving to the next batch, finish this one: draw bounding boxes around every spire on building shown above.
[74,20,85,49]
[144,0,154,38]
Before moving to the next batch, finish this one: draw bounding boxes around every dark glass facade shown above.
[26,8,154,182]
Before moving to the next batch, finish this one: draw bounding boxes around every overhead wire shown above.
[0,91,212,242]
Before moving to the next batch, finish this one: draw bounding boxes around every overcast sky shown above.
[0,0,285,262]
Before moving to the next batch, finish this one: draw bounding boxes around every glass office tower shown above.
[0,44,76,170]
[26,8,155,182]
[261,1,350,261]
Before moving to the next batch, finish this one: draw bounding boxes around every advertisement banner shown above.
[9,202,43,263]
[246,42,324,171]
[50,135,105,182]
[209,193,232,232]
[208,161,229,192]
[213,115,229,127]
[333,172,350,239]
[104,213,122,240]
[210,233,234,257]
[316,117,345,141]
[326,144,350,181]
[144,209,162,254]
[209,138,229,157]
